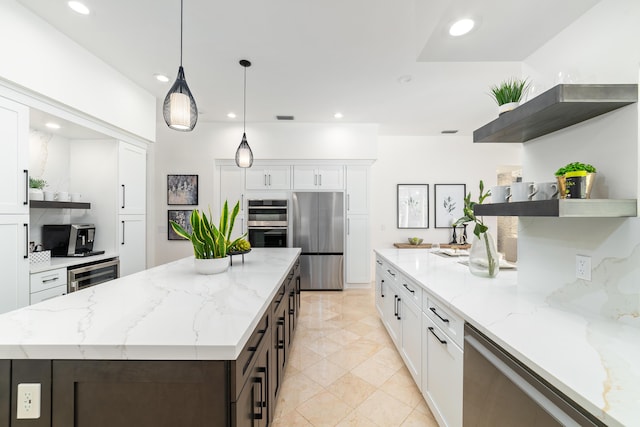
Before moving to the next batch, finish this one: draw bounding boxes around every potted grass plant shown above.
[489,78,530,115]
[170,200,246,274]
[29,177,47,201]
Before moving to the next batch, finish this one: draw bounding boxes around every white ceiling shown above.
[18,0,600,137]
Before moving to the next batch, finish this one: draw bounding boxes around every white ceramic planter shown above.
[29,188,44,201]
[498,101,519,116]
[194,257,230,275]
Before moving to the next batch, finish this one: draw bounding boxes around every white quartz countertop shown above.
[375,248,640,427]
[0,248,301,361]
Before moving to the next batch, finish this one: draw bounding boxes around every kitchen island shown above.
[375,248,640,427]
[0,248,301,427]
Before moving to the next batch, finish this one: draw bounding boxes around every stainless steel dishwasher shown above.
[463,323,605,426]
[67,257,120,293]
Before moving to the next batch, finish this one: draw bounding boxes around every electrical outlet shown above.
[16,383,41,419]
[576,255,592,281]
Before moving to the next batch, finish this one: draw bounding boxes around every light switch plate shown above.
[17,383,41,419]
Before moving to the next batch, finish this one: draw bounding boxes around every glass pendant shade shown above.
[235,132,253,168]
[163,66,198,131]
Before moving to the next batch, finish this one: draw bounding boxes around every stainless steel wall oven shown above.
[247,199,288,248]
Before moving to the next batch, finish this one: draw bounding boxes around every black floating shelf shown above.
[30,200,91,209]
[474,199,637,218]
[473,84,638,143]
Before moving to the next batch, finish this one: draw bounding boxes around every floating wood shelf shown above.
[30,200,91,209]
[473,84,638,143]
[473,199,637,218]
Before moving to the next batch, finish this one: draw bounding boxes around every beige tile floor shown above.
[272,289,439,427]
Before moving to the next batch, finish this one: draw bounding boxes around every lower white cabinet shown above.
[381,278,400,345]
[346,215,370,283]
[374,259,385,317]
[0,216,30,314]
[30,285,67,304]
[400,295,422,385]
[422,314,463,427]
[119,215,145,277]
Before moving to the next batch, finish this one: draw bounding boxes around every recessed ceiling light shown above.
[154,74,170,83]
[449,18,475,36]
[68,1,90,15]
[334,112,344,119]
[227,112,236,119]
[45,122,61,130]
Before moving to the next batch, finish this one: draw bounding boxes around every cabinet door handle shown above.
[253,376,264,420]
[347,194,350,211]
[387,269,395,277]
[121,184,126,209]
[380,279,384,298]
[347,218,350,235]
[24,223,29,259]
[403,283,415,294]
[396,297,401,320]
[264,174,267,186]
[428,326,447,345]
[314,174,317,186]
[241,194,244,212]
[24,170,29,205]
[269,174,272,186]
[429,306,450,323]
[319,174,322,186]
[121,220,125,245]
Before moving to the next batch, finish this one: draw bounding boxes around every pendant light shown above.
[235,59,254,168]
[163,0,198,131]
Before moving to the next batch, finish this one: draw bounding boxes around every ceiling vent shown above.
[276,115,295,121]
[441,129,459,134]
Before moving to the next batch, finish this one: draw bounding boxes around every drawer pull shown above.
[403,283,415,294]
[376,260,382,265]
[430,306,450,323]
[428,326,447,345]
[387,269,395,277]
[42,277,60,283]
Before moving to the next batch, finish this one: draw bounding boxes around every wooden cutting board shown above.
[393,243,471,249]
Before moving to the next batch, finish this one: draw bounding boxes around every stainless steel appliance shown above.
[247,199,288,248]
[292,192,344,290]
[42,224,105,257]
[67,258,120,293]
[463,323,603,426]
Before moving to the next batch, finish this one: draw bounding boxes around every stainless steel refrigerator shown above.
[292,192,344,290]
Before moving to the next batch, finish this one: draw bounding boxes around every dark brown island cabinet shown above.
[1,259,301,427]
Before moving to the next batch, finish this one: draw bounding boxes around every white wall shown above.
[151,122,379,265]
[372,135,522,250]
[516,0,640,323]
[0,0,156,142]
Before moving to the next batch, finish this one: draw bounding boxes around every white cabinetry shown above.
[245,166,290,190]
[293,165,344,190]
[346,166,369,215]
[219,166,246,239]
[375,258,385,317]
[119,215,146,277]
[0,96,29,314]
[422,314,463,427]
[346,215,370,283]
[399,279,422,385]
[30,267,67,304]
[118,142,146,215]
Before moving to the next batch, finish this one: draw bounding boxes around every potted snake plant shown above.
[170,200,246,274]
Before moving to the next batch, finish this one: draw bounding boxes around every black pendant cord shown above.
[180,0,183,67]
[243,65,247,133]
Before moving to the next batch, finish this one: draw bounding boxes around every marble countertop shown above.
[0,248,301,361]
[375,248,640,427]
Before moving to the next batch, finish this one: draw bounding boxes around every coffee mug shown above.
[490,186,511,203]
[57,191,69,202]
[510,182,537,202]
[43,191,55,201]
[71,193,82,202]
[532,182,558,201]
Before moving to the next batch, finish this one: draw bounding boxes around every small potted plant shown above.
[554,162,597,199]
[489,78,530,115]
[170,200,246,274]
[29,177,47,201]
[454,180,499,278]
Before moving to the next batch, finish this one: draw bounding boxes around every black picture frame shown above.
[434,184,466,228]
[168,210,193,240]
[397,184,429,229]
[167,174,198,205]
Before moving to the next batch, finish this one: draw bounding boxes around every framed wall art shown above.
[434,184,466,228]
[397,184,429,229]
[167,174,198,205]
[168,210,193,240]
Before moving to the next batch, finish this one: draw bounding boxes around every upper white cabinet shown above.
[346,166,369,215]
[245,166,291,190]
[293,165,344,190]
[118,142,146,215]
[0,97,29,215]
[219,166,245,213]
